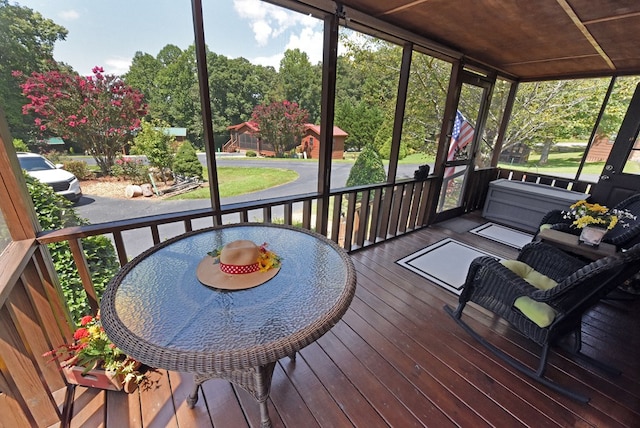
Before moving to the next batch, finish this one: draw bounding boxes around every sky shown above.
[16,0,325,76]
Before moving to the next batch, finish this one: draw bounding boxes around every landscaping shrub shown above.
[111,156,149,184]
[24,172,119,323]
[346,145,387,187]
[173,141,203,180]
[62,160,94,180]
[246,150,257,157]
[130,119,175,184]
[13,138,29,152]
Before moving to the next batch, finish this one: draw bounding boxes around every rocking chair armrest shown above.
[460,256,540,305]
[538,209,571,227]
[517,242,587,281]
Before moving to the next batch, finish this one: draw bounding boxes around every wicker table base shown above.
[188,362,276,427]
[101,224,356,428]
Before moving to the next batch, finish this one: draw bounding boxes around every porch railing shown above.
[1,167,598,426]
[36,178,435,316]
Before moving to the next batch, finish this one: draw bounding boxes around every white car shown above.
[17,152,83,203]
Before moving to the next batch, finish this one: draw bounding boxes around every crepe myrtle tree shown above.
[16,66,146,175]
[251,100,308,157]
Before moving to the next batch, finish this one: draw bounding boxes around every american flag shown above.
[445,110,474,177]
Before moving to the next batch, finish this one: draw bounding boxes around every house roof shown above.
[304,124,348,137]
[228,122,348,136]
[322,0,640,81]
[163,127,187,137]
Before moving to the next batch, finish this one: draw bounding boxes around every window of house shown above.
[479,78,511,168]
[583,76,640,180]
[502,77,611,181]
[334,28,401,189]
[395,49,452,181]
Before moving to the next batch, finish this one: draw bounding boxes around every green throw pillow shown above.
[513,297,557,328]
[501,260,558,328]
[500,260,557,290]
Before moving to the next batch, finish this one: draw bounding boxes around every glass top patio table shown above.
[101,223,356,427]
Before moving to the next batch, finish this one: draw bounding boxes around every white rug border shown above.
[396,238,500,295]
[469,222,533,249]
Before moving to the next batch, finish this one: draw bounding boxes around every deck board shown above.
[65,214,640,427]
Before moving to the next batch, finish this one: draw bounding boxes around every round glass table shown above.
[101,223,356,427]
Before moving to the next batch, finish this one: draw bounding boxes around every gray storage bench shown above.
[482,179,589,233]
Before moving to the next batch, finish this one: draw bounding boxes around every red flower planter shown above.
[62,365,137,393]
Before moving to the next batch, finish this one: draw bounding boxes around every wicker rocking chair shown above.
[536,193,640,249]
[444,241,640,402]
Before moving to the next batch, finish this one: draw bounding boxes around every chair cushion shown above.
[500,260,558,290]
[513,297,557,328]
[501,260,558,328]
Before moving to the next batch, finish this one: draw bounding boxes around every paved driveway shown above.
[75,156,423,257]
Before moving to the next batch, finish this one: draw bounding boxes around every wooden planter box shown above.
[62,365,133,392]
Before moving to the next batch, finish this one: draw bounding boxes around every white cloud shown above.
[58,10,80,21]
[104,57,132,76]
[233,0,317,45]
[285,26,324,65]
[234,0,324,67]
[251,20,272,46]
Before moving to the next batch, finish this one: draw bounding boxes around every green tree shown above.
[251,100,308,157]
[172,140,203,180]
[346,145,387,187]
[17,66,146,175]
[273,49,321,123]
[152,45,200,139]
[208,52,276,146]
[123,51,161,113]
[0,1,67,140]
[13,137,28,151]
[130,119,175,184]
[24,172,118,323]
[334,100,384,151]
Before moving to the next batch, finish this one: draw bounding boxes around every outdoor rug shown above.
[396,238,501,295]
[469,222,533,249]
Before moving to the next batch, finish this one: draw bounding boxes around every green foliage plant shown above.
[130,119,175,183]
[12,138,29,152]
[346,145,387,187]
[251,100,308,157]
[172,141,203,180]
[246,150,257,157]
[379,136,408,160]
[110,156,149,184]
[0,0,67,141]
[62,160,94,180]
[24,172,119,323]
[16,66,146,176]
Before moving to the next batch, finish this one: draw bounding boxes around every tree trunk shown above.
[539,139,553,165]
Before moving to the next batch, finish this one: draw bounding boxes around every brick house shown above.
[225,122,347,159]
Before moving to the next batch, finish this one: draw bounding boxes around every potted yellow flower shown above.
[44,313,147,393]
[563,200,636,246]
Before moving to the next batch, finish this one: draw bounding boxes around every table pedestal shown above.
[188,362,277,428]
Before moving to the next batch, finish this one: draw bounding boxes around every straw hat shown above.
[196,240,281,290]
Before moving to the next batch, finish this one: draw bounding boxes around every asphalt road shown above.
[74,155,422,258]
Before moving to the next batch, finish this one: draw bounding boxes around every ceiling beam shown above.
[556,0,615,70]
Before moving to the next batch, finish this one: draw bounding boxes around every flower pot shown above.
[579,225,608,246]
[62,365,137,392]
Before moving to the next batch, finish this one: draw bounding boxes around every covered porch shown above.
[2,0,640,426]
[60,214,639,427]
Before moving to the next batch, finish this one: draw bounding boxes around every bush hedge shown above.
[24,173,119,323]
[173,141,203,180]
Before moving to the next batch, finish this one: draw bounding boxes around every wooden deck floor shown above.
[65,215,640,427]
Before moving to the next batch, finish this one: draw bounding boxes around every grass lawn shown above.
[498,151,606,175]
[167,166,298,200]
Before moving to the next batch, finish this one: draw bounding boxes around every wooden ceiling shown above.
[334,0,640,81]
